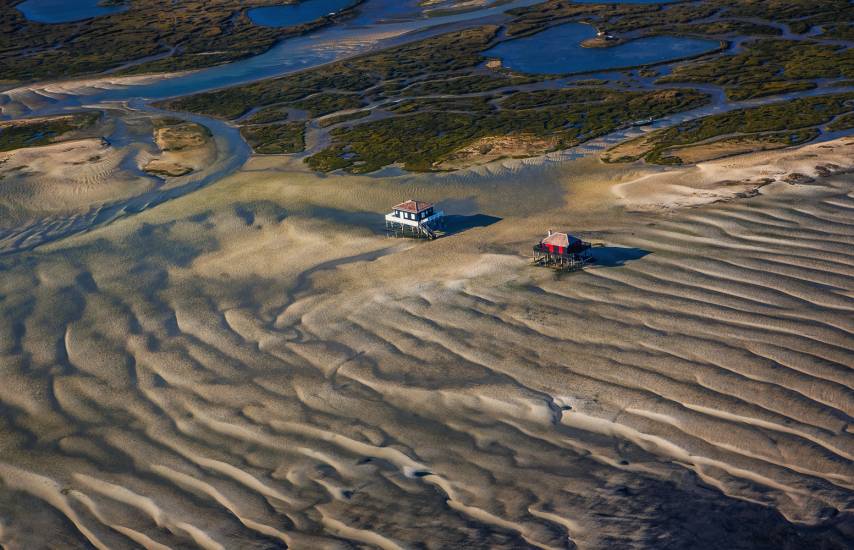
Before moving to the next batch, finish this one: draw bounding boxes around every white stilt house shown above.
[385,199,445,239]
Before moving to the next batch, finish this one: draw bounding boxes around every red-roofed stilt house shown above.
[533,230,592,270]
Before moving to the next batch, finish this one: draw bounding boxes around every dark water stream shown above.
[17,0,126,23]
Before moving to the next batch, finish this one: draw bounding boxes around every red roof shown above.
[542,232,569,247]
[541,231,581,248]
[393,200,433,213]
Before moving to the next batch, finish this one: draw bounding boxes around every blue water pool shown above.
[484,23,719,75]
[248,0,359,27]
[17,0,126,23]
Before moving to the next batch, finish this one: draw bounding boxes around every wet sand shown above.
[0,108,246,256]
[0,138,152,227]
[0,138,851,548]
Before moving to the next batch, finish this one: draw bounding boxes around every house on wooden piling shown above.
[533,230,592,271]
[385,200,445,239]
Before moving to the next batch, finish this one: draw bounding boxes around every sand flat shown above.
[0,138,155,227]
[0,137,851,548]
[614,137,854,211]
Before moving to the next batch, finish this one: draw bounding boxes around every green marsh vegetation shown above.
[306,88,710,173]
[717,0,854,33]
[158,26,502,156]
[0,112,101,151]
[398,74,540,96]
[158,26,500,119]
[506,0,853,38]
[162,22,714,167]
[290,93,365,117]
[240,92,365,125]
[388,96,496,115]
[664,20,782,38]
[242,106,294,125]
[659,39,854,101]
[827,112,854,132]
[317,110,371,128]
[605,92,854,164]
[725,81,817,102]
[0,0,354,81]
[240,122,306,154]
[156,0,854,171]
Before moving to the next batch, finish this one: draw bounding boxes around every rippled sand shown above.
[0,109,242,256]
[0,140,851,549]
[0,138,144,224]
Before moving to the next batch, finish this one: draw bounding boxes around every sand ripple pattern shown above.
[0,177,851,549]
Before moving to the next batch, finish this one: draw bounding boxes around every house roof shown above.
[393,200,433,213]
[542,232,581,248]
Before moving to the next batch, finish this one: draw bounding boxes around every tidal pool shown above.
[16,0,126,23]
[249,0,359,27]
[484,22,720,75]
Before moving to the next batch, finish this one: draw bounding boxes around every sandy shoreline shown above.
[613,137,854,211]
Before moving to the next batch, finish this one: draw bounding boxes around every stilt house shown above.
[533,230,592,270]
[385,200,445,239]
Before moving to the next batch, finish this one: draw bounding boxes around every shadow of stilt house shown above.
[588,246,650,267]
[442,214,502,236]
